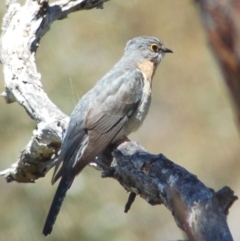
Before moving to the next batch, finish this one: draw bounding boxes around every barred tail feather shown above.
[43,175,74,236]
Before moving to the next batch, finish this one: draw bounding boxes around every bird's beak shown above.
[162,47,173,53]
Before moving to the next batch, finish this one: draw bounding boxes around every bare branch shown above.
[49,0,108,21]
[0,0,109,182]
[103,141,237,241]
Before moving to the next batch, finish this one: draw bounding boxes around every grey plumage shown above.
[43,36,172,236]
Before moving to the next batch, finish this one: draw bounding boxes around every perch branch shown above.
[103,141,237,241]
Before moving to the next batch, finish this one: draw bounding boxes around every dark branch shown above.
[124,192,136,213]
[103,141,237,241]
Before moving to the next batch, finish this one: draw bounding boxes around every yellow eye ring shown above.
[150,43,159,53]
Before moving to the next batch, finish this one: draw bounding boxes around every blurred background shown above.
[0,0,240,240]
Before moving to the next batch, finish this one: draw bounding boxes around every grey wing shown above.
[53,69,144,182]
[74,70,144,172]
[52,96,90,184]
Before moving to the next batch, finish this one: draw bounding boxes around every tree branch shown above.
[0,1,237,240]
[103,141,237,241]
[0,0,109,182]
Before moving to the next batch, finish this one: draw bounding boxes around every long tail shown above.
[43,175,74,236]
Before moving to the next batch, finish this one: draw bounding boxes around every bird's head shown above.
[124,36,173,65]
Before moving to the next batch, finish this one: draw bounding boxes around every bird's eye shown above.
[150,43,159,53]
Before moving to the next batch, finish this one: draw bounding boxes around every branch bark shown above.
[0,0,108,182]
[0,1,237,241]
[104,141,237,241]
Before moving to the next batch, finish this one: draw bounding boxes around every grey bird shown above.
[42,36,172,235]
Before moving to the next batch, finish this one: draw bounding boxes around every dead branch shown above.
[104,141,237,241]
[0,0,108,182]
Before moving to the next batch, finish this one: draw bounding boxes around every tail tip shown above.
[42,226,52,236]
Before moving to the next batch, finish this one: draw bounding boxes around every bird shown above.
[42,36,172,236]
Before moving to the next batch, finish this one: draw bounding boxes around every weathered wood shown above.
[0,0,109,182]
[104,141,237,241]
